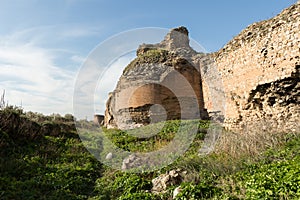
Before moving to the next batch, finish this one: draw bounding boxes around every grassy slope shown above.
[0,107,103,199]
[0,106,299,199]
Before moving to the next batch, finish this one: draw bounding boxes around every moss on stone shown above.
[123,49,170,74]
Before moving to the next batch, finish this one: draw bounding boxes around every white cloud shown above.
[0,31,76,115]
[71,55,86,64]
[0,25,133,118]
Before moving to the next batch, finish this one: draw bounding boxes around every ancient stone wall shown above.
[104,27,208,129]
[104,2,299,133]
[93,114,104,125]
[211,2,300,133]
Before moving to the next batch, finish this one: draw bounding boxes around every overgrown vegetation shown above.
[0,106,103,199]
[1,105,299,199]
[123,49,170,73]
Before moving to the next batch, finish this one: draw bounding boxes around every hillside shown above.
[1,2,300,200]
[1,106,300,199]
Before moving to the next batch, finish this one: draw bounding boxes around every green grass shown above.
[103,120,208,153]
[1,106,299,199]
[0,131,103,199]
[217,134,300,199]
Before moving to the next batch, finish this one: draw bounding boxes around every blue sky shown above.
[0,0,297,117]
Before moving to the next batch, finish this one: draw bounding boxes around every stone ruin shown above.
[104,2,300,134]
[104,26,210,129]
[212,1,300,133]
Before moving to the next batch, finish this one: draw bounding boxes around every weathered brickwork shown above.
[213,2,299,133]
[104,27,208,129]
[104,2,299,133]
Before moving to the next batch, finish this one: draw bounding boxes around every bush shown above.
[219,134,300,199]
[175,180,221,199]
[95,172,153,199]
[119,192,159,200]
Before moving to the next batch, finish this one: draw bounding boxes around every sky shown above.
[0,0,297,119]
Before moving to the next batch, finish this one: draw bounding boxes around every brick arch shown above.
[128,83,181,124]
[161,61,206,119]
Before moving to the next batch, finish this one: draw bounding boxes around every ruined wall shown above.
[104,2,299,132]
[212,2,300,133]
[93,114,104,125]
[104,27,208,129]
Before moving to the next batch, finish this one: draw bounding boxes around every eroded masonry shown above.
[104,2,299,133]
